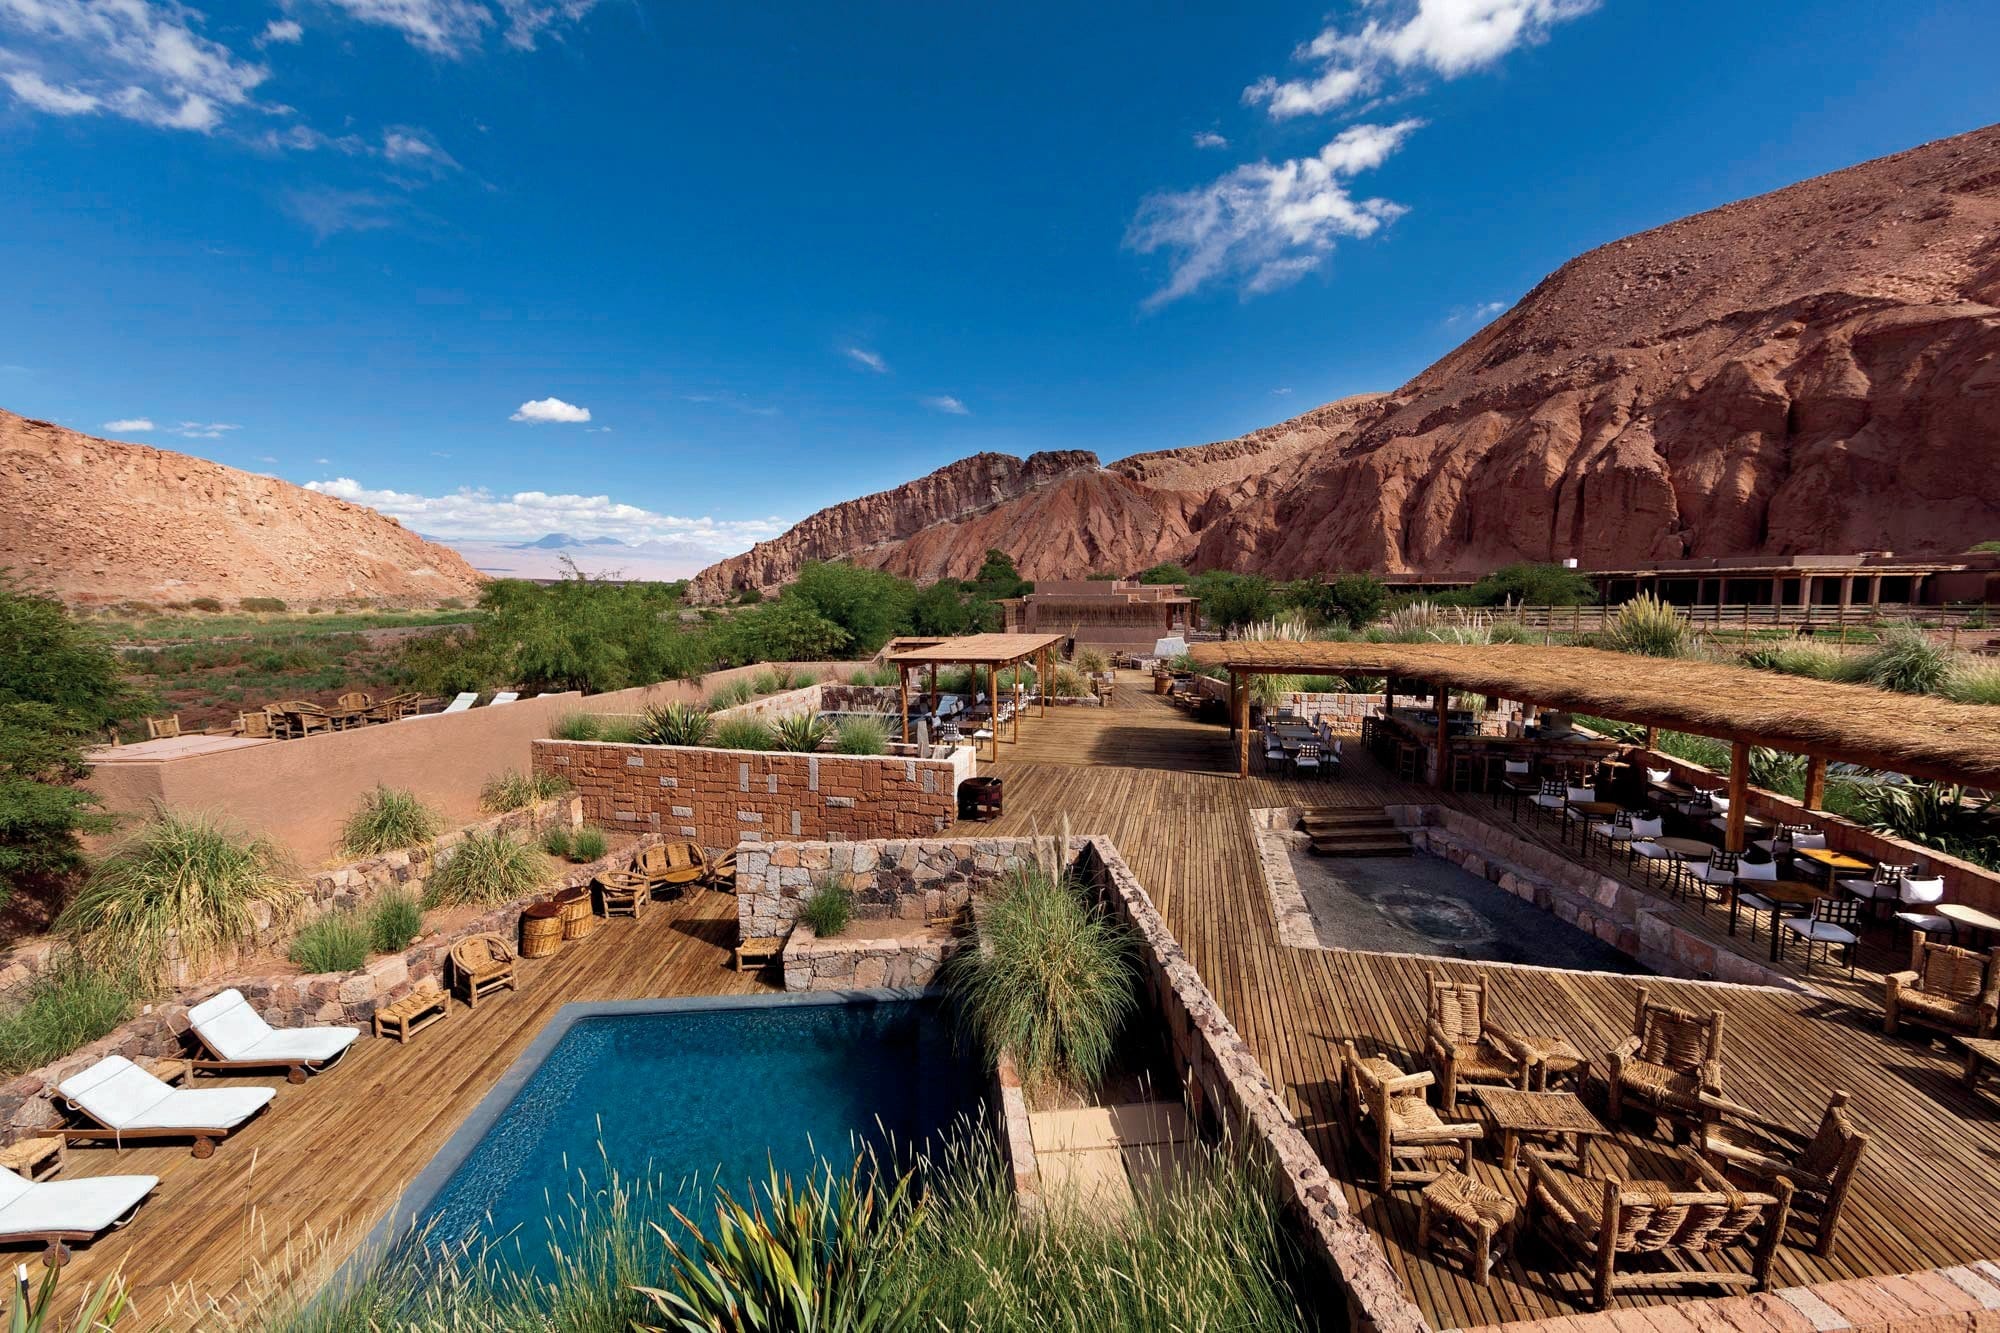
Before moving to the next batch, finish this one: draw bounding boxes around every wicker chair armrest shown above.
[1885,970,1918,994]
[1484,1023,1531,1063]
[1401,1121,1483,1145]
[1423,1027,1448,1059]
[1606,1035,1640,1071]
[1524,1148,1591,1223]
[1702,1137,1787,1177]
[1385,1069,1437,1094]
[1698,1059,1725,1093]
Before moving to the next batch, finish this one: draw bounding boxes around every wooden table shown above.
[1960,1037,2000,1094]
[1794,847,1871,878]
[1733,879,1822,960]
[1940,903,2000,948]
[1655,836,1716,895]
[373,986,450,1043]
[0,1135,65,1181]
[1472,1086,1610,1171]
[1510,1035,1587,1091]
[1563,801,1619,845]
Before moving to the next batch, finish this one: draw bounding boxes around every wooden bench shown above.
[733,936,782,973]
[373,986,450,1043]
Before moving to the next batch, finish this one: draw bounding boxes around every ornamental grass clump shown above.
[338,785,444,858]
[712,717,777,751]
[771,712,831,752]
[832,716,889,755]
[798,875,853,937]
[1944,656,2000,705]
[423,830,547,908]
[60,810,295,985]
[636,702,714,747]
[707,679,753,709]
[571,826,608,862]
[1073,646,1109,674]
[550,710,602,741]
[947,865,1136,1096]
[287,911,370,974]
[367,888,424,953]
[540,825,573,858]
[1855,627,1953,695]
[0,952,141,1077]
[1601,594,1695,658]
[479,769,571,813]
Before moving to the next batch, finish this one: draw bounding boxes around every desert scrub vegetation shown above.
[798,874,853,937]
[634,703,714,747]
[946,865,1136,1096]
[571,827,608,862]
[59,811,295,984]
[479,769,570,813]
[541,825,574,858]
[551,710,605,741]
[1854,627,1953,695]
[368,888,424,953]
[422,830,547,908]
[832,715,889,755]
[338,786,444,858]
[705,678,753,709]
[0,953,142,1077]
[1600,594,1696,658]
[287,911,370,974]
[711,717,777,751]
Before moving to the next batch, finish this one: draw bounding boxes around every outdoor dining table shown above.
[1653,836,1715,889]
[1732,879,1824,961]
[1792,847,1871,878]
[1940,903,2000,949]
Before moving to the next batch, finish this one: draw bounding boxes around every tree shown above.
[1451,562,1596,607]
[970,549,1031,602]
[1282,574,1387,630]
[1134,562,1192,585]
[0,578,142,900]
[1189,571,1275,630]
[785,562,915,655]
[728,598,852,661]
[909,580,978,636]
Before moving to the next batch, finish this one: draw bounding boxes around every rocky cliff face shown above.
[0,411,486,605]
[694,123,2000,597]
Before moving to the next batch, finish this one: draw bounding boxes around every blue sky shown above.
[1,0,1995,559]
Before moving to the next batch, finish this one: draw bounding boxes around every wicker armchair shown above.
[1702,1090,1867,1257]
[449,933,518,1008]
[707,848,738,892]
[1423,974,1530,1113]
[594,869,649,918]
[634,841,707,897]
[1604,987,1723,1129]
[1524,1146,1791,1310]
[1883,931,2000,1040]
[1340,1040,1481,1191]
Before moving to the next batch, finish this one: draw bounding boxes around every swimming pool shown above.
[395,993,983,1266]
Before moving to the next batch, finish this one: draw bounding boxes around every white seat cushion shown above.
[189,989,274,1063]
[1791,833,1828,851]
[239,1027,359,1065]
[58,1058,172,1129]
[1899,877,1945,906]
[124,1087,273,1131]
[1695,862,1737,885]
[0,1171,156,1237]
[1630,841,1671,860]
[1784,920,1857,944]
[1736,860,1778,882]
[1896,911,1951,933]
[1839,877,1887,899]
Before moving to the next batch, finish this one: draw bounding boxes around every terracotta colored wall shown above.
[534,738,971,851]
[84,662,871,865]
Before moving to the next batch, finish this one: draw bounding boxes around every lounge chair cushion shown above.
[124,1087,273,1131]
[0,1170,156,1237]
[59,1056,273,1131]
[191,989,358,1066]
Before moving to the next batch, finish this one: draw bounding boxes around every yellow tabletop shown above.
[1796,847,1870,873]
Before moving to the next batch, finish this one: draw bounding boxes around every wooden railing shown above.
[1500,602,1997,641]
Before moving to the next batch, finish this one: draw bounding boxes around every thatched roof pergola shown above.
[1192,640,2000,848]
[886,633,1067,760]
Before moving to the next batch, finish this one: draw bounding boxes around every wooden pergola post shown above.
[1803,755,1828,812]
[1040,647,1050,717]
[1433,679,1449,788]
[898,662,909,747]
[1725,740,1750,852]
[988,663,999,762]
[1643,724,1659,752]
[1234,670,1251,778]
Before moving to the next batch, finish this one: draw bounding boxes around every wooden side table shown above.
[1961,1037,2000,1094]
[1418,1168,1517,1287]
[1511,1035,1587,1092]
[1473,1086,1610,1171]
[373,986,450,1044]
[0,1136,65,1181]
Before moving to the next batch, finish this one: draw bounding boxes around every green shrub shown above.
[189,596,224,613]
[423,830,547,908]
[791,669,818,688]
[1601,595,1694,658]
[1856,628,1953,695]
[541,824,573,858]
[833,716,889,755]
[598,718,641,743]
[946,865,1135,1095]
[339,785,444,858]
[571,827,608,862]
[288,911,370,974]
[1740,643,1858,681]
[635,703,714,747]
[712,717,777,751]
[480,769,571,813]
[1072,647,1109,675]
[1945,657,2000,705]
[1048,664,1090,697]
[367,888,424,953]
[799,875,854,937]
[1843,780,1998,869]
[707,679,754,709]
[550,710,603,741]
[771,712,831,752]
[751,667,795,696]
[60,811,294,984]
[238,597,288,613]
[0,953,140,1077]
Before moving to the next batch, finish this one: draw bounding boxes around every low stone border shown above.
[0,830,659,1140]
[738,836,1031,940]
[780,923,961,991]
[1249,807,1320,949]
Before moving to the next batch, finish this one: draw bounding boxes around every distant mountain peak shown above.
[510,532,628,549]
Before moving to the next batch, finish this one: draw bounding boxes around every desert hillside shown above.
[0,411,486,606]
[693,122,2000,599]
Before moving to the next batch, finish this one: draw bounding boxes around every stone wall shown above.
[736,836,1033,939]
[536,740,971,852]
[0,831,655,1141]
[780,922,962,991]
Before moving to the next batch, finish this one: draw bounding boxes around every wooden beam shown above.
[988,663,999,763]
[1234,672,1251,779]
[1803,755,1828,812]
[1644,724,1658,752]
[898,664,909,749]
[1726,740,1750,852]
[1433,679,1449,788]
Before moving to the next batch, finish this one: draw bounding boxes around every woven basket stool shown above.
[554,886,596,940]
[1418,1168,1518,1287]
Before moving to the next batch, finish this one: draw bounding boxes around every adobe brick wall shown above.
[533,739,972,851]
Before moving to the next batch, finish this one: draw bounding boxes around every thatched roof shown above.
[886,633,1068,666]
[1188,640,2000,788]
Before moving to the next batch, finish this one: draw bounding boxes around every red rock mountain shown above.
[693,123,2000,600]
[0,411,485,606]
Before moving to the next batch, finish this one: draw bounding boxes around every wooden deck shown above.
[960,679,2000,1330]
[41,673,2000,1330]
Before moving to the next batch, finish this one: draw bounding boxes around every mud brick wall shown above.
[533,739,971,850]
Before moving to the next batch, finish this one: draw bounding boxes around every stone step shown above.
[1309,835,1414,857]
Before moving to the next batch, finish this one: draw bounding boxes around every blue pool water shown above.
[417,997,982,1262]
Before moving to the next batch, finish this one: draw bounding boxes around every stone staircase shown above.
[1300,807,1412,857]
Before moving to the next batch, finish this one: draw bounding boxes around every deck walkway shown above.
[957,678,2000,1329]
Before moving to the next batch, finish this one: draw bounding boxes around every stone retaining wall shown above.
[779,923,962,991]
[0,831,655,1141]
[737,836,1034,939]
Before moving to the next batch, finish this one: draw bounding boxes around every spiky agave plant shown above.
[635,702,714,747]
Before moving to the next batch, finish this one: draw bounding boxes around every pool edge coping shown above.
[326,986,937,1301]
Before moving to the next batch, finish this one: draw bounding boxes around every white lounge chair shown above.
[188,989,360,1084]
[56,1056,274,1158]
[439,692,478,714]
[0,1165,156,1266]
[487,692,520,706]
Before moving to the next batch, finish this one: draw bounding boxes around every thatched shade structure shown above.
[886,633,1067,760]
[1193,640,2000,848]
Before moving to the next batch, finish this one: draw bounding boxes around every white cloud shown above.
[310,0,598,55]
[1270,387,1293,397]
[510,396,591,424]
[493,0,598,49]
[303,476,790,551]
[284,186,400,238]
[173,421,239,438]
[255,123,366,154]
[0,0,271,132]
[1192,130,1228,149]
[1125,120,1422,307]
[256,18,302,45]
[1245,0,1599,119]
[921,395,970,416]
[102,417,154,431]
[1446,298,1509,325]
[382,124,457,171]
[315,456,330,464]
[842,346,888,374]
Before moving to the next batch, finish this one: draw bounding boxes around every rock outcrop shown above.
[694,123,2000,598]
[0,411,486,605]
